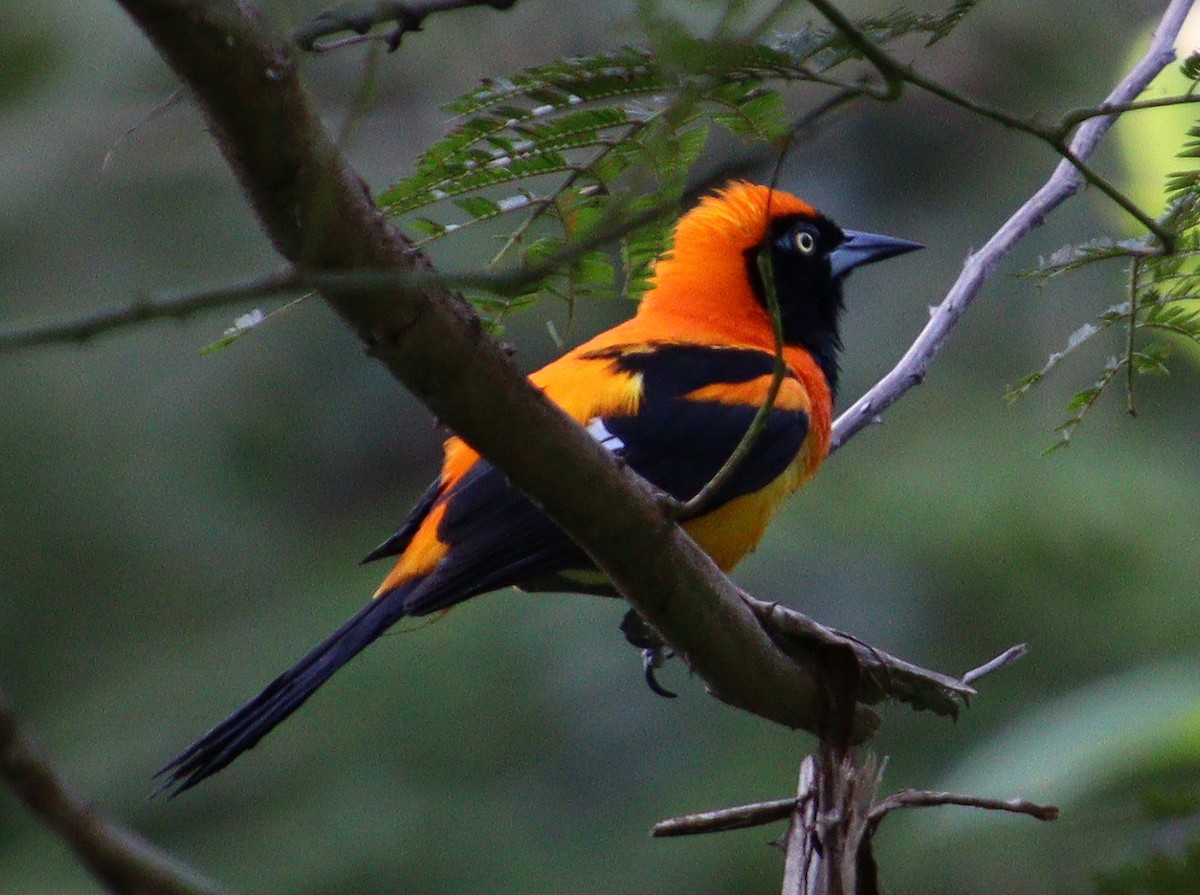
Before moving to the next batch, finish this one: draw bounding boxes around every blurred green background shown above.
[3,1,1199,893]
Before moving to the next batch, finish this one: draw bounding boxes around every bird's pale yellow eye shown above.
[794,230,816,254]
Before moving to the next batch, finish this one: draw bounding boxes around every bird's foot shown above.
[619,609,677,699]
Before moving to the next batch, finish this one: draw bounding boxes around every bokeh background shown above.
[3,1,1199,893]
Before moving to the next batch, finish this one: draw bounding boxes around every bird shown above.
[156,181,921,795]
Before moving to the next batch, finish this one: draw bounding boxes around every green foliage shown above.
[1181,51,1200,85]
[1011,122,1200,448]
[772,1,983,63]
[380,1,980,330]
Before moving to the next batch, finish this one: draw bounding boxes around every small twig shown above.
[0,687,232,895]
[295,0,517,53]
[742,593,978,719]
[1056,93,1200,134]
[0,268,302,352]
[652,797,798,837]
[961,643,1028,687]
[675,90,855,521]
[1126,257,1143,416]
[868,789,1060,825]
[102,87,186,172]
[805,0,904,100]
[1054,142,1173,248]
[654,640,1031,841]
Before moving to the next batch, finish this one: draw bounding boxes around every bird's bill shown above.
[830,229,924,279]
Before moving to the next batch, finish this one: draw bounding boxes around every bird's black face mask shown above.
[748,215,922,395]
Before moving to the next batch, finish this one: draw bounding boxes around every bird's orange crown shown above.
[637,181,822,349]
[675,181,819,253]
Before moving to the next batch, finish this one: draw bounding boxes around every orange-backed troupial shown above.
[157,181,921,794]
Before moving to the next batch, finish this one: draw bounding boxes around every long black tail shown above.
[155,583,417,796]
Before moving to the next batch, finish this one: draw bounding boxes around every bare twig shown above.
[779,750,883,895]
[652,797,798,837]
[1126,257,1143,416]
[741,593,978,719]
[102,87,186,171]
[830,0,1196,450]
[0,269,301,351]
[868,789,1060,825]
[961,643,1028,687]
[0,688,231,895]
[777,758,1057,895]
[295,0,517,53]
[804,0,904,100]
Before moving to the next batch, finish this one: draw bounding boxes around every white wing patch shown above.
[586,417,626,453]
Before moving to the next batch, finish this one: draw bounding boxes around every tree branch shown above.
[830,0,1195,450]
[0,687,231,895]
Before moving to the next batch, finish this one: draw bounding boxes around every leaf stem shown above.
[1126,258,1142,416]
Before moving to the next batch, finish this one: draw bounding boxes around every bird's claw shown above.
[642,646,678,699]
[621,608,678,698]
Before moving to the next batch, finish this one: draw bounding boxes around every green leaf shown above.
[454,196,501,219]
[1182,51,1200,82]
[1045,358,1123,452]
[1004,370,1044,403]
[200,297,308,354]
[1130,347,1172,377]
[1007,318,1118,404]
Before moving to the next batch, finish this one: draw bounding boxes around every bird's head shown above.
[644,181,922,395]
